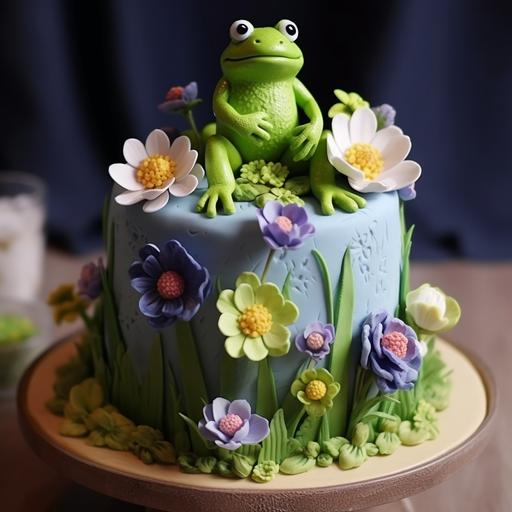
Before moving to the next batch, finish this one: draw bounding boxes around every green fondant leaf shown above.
[375,431,401,455]
[178,454,201,474]
[46,397,67,416]
[296,415,321,446]
[316,453,333,467]
[279,454,316,475]
[338,443,367,470]
[303,441,320,459]
[178,413,211,454]
[318,414,331,446]
[233,182,270,202]
[284,176,311,196]
[60,419,88,437]
[259,409,288,464]
[322,436,349,459]
[232,452,256,478]
[282,270,293,300]
[165,363,190,454]
[398,224,415,319]
[238,443,261,459]
[328,248,354,436]
[398,421,429,446]
[196,456,217,474]
[365,442,379,457]
[252,460,280,482]
[256,357,278,420]
[311,250,334,324]
[215,460,235,478]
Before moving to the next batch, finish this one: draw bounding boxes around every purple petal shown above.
[262,235,282,250]
[212,397,230,422]
[299,223,315,237]
[227,399,252,420]
[282,204,307,226]
[398,184,416,201]
[148,314,175,329]
[203,403,214,422]
[139,243,160,261]
[139,291,164,318]
[162,298,184,318]
[129,261,146,279]
[266,223,292,247]
[295,333,308,352]
[243,414,270,444]
[203,420,230,443]
[261,201,282,223]
[324,324,335,343]
[131,276,155,293]
[215,439,242,450]
[183,81,198,101]
[256,209,270,232]
[231,419,250,442]
[158,99,187,112]
[142,255,163,279]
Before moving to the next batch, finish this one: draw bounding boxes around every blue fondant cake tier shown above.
[109,187,402,407]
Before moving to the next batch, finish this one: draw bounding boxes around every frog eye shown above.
[276,19,298,42]
[229,20,254,42]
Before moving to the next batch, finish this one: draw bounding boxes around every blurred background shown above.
[1,0,511,257]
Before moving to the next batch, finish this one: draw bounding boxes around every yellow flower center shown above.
[305,379,327,401]
[344,143,383,180]
[136,155,176,189]
[239,304,272,338]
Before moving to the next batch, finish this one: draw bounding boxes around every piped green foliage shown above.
[256,357,278,420]
[328,248,354,436]
[258,409,288,464]
[398,224,415,320]
[312,249,334,324]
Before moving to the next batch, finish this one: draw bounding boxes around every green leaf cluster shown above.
[130,425,177,465]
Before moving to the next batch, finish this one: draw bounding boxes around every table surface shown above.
[1,250,510,512]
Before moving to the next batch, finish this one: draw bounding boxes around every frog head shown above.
[221,20,304,82]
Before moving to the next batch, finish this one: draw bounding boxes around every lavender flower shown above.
[77,260,103,300]
[398,183,417,201]
[295,321,335,361]
[360,310,421,393]
[372,103,396,129]
[129,240,211,329]
[256,201,315,251]
[198,397,270,450]
[158,82,199,113]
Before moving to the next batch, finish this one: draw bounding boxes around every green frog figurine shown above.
[196,19,365,217]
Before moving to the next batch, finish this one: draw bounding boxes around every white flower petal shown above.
[145,129,171,156]
[348,177,390,193]
[142,191,170,213]
[381,135,412,171]
[115,190,145,205]
[371,125,403,151]
[376,160,421,191]
[331,114,351,151]
[109,163,142,191]
[349,107,377,143]
[123,138,147,167]
[175,149,198,180]
[327,135,364,181]
[169,136,191,161]
[169,174,198,197]
[190,163,205,181]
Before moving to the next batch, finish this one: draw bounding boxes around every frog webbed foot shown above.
[196,184,236,218]
[315,184,366,215]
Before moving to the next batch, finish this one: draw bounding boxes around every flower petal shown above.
[348,177,389,193]
[142,191,170,213]
[169,135,191,162]
[190,163,205,181]
[231,419,250,442]
[109,163,142,191]
[381,135,411,171]
[243,337,268,361]
[228,400,252,420]
[375,160,422,191]
[331,113,351,151]
[262,201,282,223]
[175,149,198,180]
[218,313,241,336]
[327,138,365,181]
[142,254,163,278]
[235,272,261,291]
[139,291,164,318]
[349,107,377,143]
[243,415,270,444]
[217,290,239,315]
[263,324,290,356]
[115,190,145,206]
[169,174,198,197]
[225,334,246,358]
[234,283,254,311]
[123,138,147,167]
[212,397,230,422]
[272,300,299,325]
[145,129,171,156]
[130,276,155,293]
[254,283,284,311]
[371,125,404,151]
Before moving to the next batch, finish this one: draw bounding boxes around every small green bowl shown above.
[0,300,52,398]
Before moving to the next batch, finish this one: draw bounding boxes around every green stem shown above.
[256,357,278,419]
[79,309,94,331]
[260,249,275,283]
[287,406,305,438]
[186,110,202,152]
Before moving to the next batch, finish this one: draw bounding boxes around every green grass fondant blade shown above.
[312,249,334,324]
[398,225,415,319]
[256,357,278,420]
[258,409,288,464]
[282,270,293,300]
[328,248,354,436]
[165,362,191,454]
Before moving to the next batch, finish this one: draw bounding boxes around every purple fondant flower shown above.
[77,260,103,300]
[129,240,211,329]
[372,103,396,129]
[158,82,199,113]
[295,321,335,361]
[257,201,315,251]
[398,183,417,201]
[198,397,270,450]
[360,310,422,393]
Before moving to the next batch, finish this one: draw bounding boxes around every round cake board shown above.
[18,336,496,512]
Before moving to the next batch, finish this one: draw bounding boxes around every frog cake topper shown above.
[110,19,420,215]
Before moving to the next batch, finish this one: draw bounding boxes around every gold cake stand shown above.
[18,336,496,512]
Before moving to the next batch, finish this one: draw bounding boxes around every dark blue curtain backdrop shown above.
[0,0,511,257]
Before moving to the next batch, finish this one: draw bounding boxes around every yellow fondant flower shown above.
[406,283,461,334]
[216,272,299,361]
[290,367,340,417]
[327,107,421,193]
[109,129,204,213]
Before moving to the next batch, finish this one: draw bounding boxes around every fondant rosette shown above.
[257,201,315,251]
[129,240,211,328]
[109,129,204,213]
[327,107,421,193]
[360,310,422,393]
[198,397,269,450]
[216,272,299,361]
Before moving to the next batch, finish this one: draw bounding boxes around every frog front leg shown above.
[310,131,366,214]
[196,134,241,218]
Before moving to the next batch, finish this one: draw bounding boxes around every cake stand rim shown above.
[17,334,497,511]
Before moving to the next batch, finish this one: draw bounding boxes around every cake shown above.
[46,19,461,482]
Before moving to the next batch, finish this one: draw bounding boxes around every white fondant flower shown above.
[109,129,204,213]
[327,107,421,193]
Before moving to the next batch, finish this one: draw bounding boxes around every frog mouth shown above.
[223,55,302,62]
